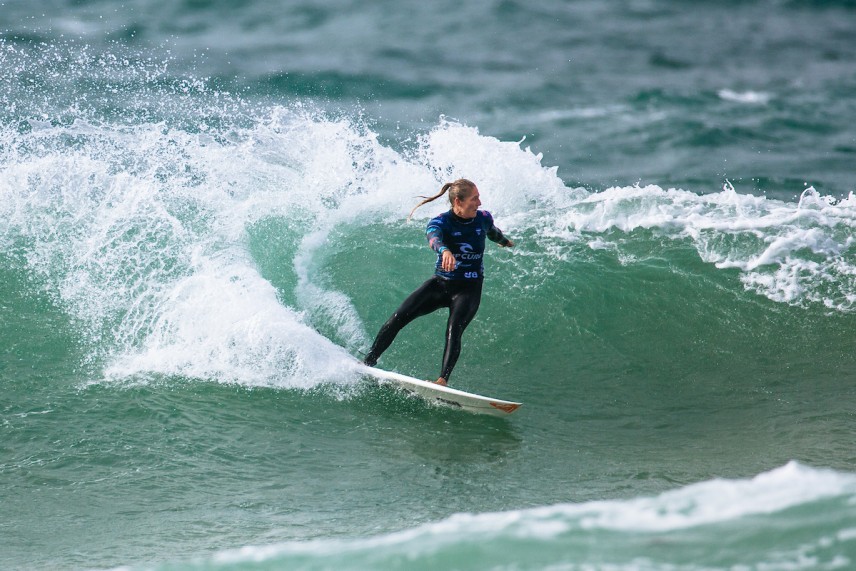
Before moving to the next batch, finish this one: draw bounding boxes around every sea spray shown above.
[0,42,575,387]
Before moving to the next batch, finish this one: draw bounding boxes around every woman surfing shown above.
[362,179,514,386]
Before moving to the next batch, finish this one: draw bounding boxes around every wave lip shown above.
[555,181,856,310]
[576,460,855,532]
[148,462,856,571]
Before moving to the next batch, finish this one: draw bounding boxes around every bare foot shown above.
[434,377,447,386]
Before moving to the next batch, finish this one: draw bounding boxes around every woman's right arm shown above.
[427,218,457,272]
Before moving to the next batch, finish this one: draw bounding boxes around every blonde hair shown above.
[408,179,476,221]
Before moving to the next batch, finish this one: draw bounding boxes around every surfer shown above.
[362,179,514,386]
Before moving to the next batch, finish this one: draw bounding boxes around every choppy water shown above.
[2,1,855,570]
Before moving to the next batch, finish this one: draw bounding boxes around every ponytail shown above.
[407,179,476,221]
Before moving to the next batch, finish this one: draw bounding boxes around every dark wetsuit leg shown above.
[440,280,482,380]
[364,278,483,382]
[363,277,447,366]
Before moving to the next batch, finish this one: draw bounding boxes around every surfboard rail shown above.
[361,365,521,416]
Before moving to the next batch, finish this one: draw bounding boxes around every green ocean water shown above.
[2,1,856,570]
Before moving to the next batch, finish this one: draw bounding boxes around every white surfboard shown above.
[361,365,521,416]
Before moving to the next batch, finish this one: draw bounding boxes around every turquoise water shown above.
[2,1,856,570]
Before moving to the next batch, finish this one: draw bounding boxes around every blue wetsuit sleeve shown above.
[426,218,448,253]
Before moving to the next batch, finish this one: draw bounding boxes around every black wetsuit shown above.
[363,210,510,381]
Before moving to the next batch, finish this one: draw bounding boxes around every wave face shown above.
[3,86,855,389]
[2,3,856,570]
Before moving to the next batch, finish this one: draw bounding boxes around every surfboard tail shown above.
[489,402,520,414]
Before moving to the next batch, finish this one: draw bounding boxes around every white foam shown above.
[576,461,855,532]
[548,182,856,310]
[1,104,570,387]
[718,89,773,105]
[413,119,576,219]
[103,251,359,388]
[1,109,382,387]
[190,462,856,568]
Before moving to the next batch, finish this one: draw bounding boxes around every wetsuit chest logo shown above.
[458,243,482,261]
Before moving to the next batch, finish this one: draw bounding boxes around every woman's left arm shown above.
[486,215,514,248]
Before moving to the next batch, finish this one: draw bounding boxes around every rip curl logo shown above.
[457,242,483,261]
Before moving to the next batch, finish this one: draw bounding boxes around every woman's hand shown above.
[441,249,456,272]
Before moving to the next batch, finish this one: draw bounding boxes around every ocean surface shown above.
[2,1,856,569]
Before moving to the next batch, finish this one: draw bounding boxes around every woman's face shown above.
[454,186,481,219]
